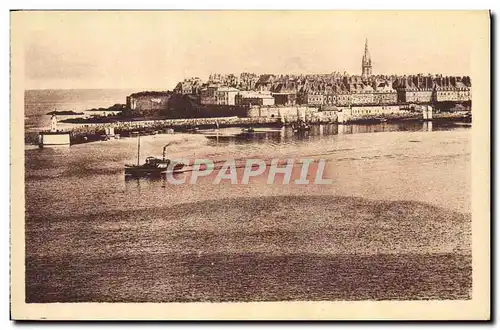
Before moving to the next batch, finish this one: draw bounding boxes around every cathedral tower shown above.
[361,38,372,79]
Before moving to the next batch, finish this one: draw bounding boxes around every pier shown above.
[26,111,471,147]
[62,117,286,145]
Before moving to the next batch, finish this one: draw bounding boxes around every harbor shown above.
[29,109,471,148]
[25,121,472,302]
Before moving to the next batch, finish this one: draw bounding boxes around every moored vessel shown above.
[292,120,310,133]
[124,137,184,178]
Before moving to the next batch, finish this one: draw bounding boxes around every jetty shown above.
[26,109,472,147]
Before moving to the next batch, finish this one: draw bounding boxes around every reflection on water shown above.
[37,144,72,151]
[203,121,468,146]
[124,174,188,189]
[423,121,433,132]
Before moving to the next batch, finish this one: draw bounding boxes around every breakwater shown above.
[68,115,339,145]
[25,112,471,146]
[27,117,285,145]
[342,111,471,124]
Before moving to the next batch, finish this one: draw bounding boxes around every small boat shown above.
[292,121,310,133]
[161,128,175,134]
[464,113,472,123]
[124,137,184,178]
[241,127,255,133]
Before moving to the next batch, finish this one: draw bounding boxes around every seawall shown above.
[61,117,285,145]
[25,109,471,146]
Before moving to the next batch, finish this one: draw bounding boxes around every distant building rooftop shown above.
[238,91,274,98]
[217,87,239,92]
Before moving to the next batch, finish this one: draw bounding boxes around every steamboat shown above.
[124,137,184,177]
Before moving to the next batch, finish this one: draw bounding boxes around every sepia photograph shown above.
[10,10,490,320]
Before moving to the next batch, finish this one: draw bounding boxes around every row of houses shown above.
[297,79,398,106]
[174,73,471,107]
[393,75,472,103]
[199,85,276,106]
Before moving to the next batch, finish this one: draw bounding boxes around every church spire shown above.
[361,38,372,79]
[362,38,372,79]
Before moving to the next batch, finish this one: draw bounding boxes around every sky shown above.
[14,11,481,90]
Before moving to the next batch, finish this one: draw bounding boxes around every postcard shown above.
[10,10,490,320]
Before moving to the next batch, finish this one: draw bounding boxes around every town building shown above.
[324,84,352,106]
[215,87,239,105]
[255,74,276,91]
[271,81,298,105]
[235,91,275,106]
[372,81,398,104]
[299,90,324,106]
[432,76,472,103]
[238,72,259,90]
[200,84,219,105]
[273,93,297,105]
[174,77,202,95]
[393,75,471,104]
[393,75,434,104]
[349,79,375,105]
